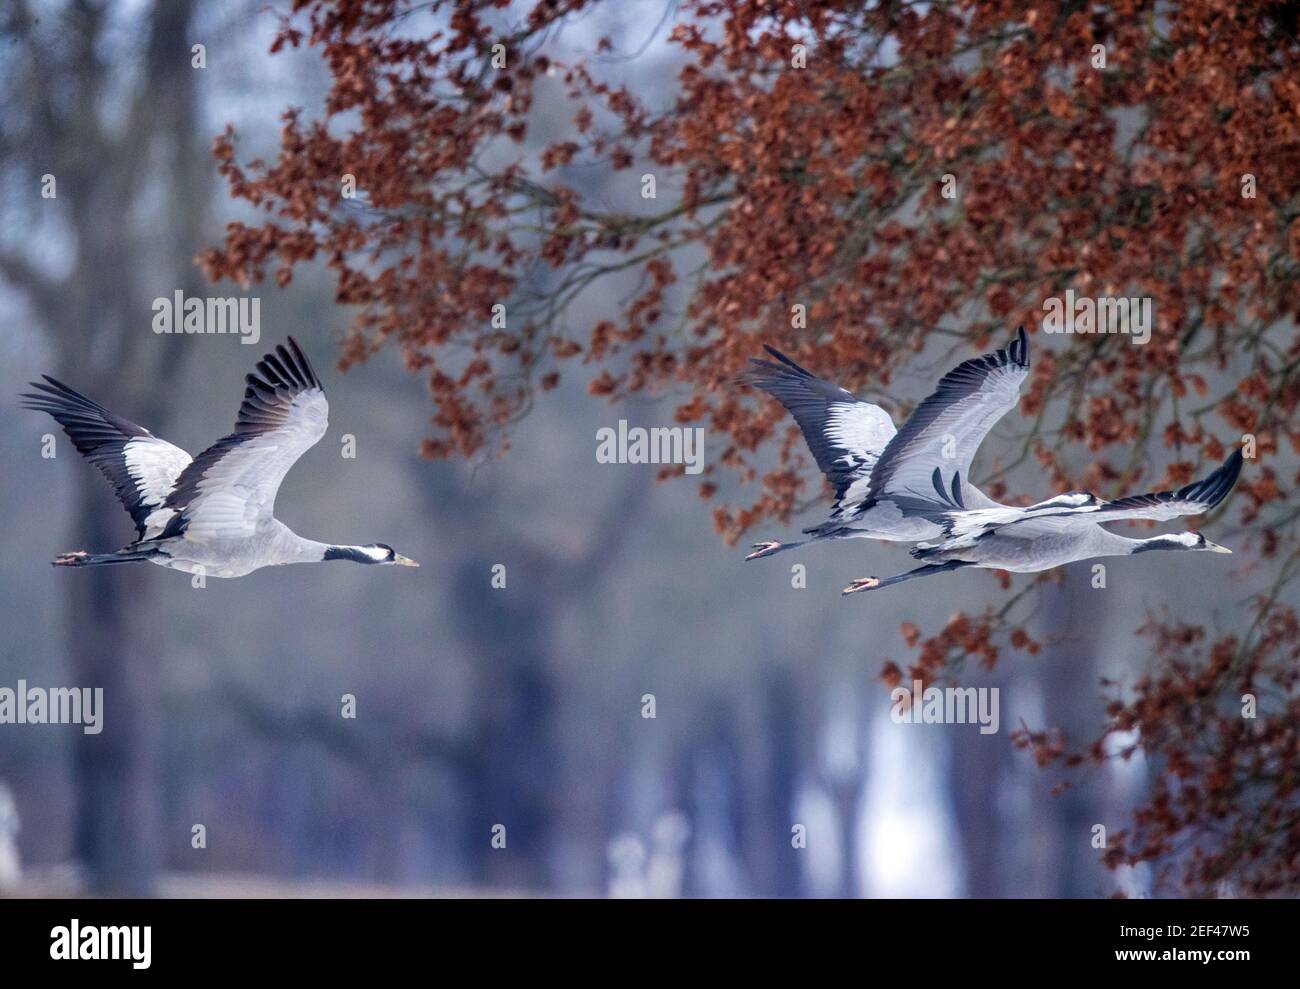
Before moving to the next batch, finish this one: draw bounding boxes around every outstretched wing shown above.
[941,448,1245,541]
[741,346,896,511]
[865,326,1030,518]
[160,337,327,542]
[1083,448,1245,523]
[20,376,192,539]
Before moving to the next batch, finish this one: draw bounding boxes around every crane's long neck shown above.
[1069,529,1194,560]
[322,545,387,564]
[1113,532,1197,556]
[280,532,380,565]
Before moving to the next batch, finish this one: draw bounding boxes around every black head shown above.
[324,543,420,566]
[1132,531,1232,555]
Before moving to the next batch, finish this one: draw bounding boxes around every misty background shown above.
[0,0,1263,897]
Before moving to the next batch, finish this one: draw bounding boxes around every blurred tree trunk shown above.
[669,741,702,897]
[670,694,747,897]
[68,491,161,893]
[751,668,803,897]
[429,473,648,890]
[449,560,555,889]
[947,672,1012,897]
[819,685,866,898]
[828,784,861,897]
[1039,563,1110,897]
[1,0,206,893]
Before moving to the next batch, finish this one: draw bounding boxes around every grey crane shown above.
[741,327,1097,561]
[22,337,419,578]
[840,448,1243,594]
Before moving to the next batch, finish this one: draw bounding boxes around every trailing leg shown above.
[53,545,161,568]
[842,560,975,595]
[746,527,862,561]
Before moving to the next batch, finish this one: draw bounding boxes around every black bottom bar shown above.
[0,896,1284,975]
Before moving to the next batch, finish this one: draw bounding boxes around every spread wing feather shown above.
[160,337,327,542]
[20,377,192,539]
[939,448,1245,541]
[865,326,1030,518]
[741,346,896,511]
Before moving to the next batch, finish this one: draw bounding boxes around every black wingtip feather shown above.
[761,345,813,377]
[272,346,300,388]
[1108,444,1247,516]
[1199,447,1244,506]
[1008,325,1029,369]
[263,352,290,384]
[286,336,321,389]
[247,338,322,395]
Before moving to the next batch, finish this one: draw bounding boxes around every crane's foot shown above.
[841,576,880,595]
[745,541,782,561]
[53,550,89,567]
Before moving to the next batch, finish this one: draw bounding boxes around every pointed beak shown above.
[394,554,420,567]
[1205,541,1232,554]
